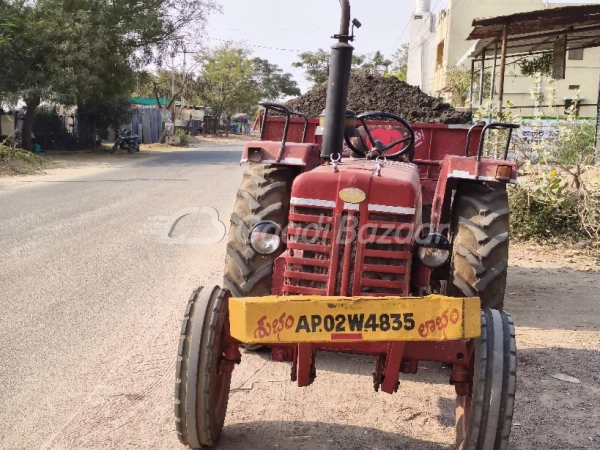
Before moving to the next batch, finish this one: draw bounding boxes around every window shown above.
[568,49,584,60]
[568,85,580,90]
[564,99,580,117]
[436,41,445,68]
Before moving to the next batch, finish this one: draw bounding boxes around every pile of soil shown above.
[285,72,471,124]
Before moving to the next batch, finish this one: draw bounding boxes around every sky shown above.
[176,0,600,93]
[197,0,423,92]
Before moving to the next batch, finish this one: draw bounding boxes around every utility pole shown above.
[171,52,176,98]
[182,46,187,110]
[179,46,195,111]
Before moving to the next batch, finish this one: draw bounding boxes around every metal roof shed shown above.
[462,5,600,112]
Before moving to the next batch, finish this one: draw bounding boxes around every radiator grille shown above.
[283,206,334,295]
[360,212,413,296]
[283,205,414,297]
[333,213,359,297]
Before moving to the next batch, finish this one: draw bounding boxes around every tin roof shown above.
[466,5,600,57]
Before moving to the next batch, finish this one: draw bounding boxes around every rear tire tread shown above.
[451,182,510,310]
[224,164,295,298]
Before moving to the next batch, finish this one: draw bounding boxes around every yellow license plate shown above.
[229,294,481,344]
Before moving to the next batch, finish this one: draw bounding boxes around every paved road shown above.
[0,147,246,449]
[1,147,599,450]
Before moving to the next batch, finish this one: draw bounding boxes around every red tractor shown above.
[175,2,518,449]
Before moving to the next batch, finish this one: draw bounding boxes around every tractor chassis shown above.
[215,288,473,396]
[267,341,471,394]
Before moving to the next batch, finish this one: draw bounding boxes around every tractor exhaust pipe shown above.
[339,0,351,39]
[320,0,354,159]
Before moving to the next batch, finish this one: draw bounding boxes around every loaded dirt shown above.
[285,72,471,124]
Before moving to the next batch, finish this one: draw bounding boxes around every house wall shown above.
[407,10,437,93]
[407,0,600,116]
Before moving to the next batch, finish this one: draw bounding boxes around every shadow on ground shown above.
[506,265,600,331]
[135,147,243,167]
[218,421,448,450]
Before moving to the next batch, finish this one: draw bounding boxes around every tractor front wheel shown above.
[175,286,232,448]
[455,309,517,450]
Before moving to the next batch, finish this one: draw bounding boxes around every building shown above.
[407,0,600,119]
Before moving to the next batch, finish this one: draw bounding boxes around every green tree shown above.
[194,44,261,132]
[390,44,408,81]
[292,49,331,84]
[0,2,56,150]
[293,49,367,85]
[0,0,220,149]
[359,51,392,75]
[446,65,491,107]
[519,53,553,77]
[252,58,300,100]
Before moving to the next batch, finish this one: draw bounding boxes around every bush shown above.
[0,143,44,165]
[476,75,600,245]
[34,109,65,143]
[175,128,189,146]
[509,174,584,241]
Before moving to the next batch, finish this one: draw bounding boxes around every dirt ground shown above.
[214,242,600,450]
[0,137,252,177]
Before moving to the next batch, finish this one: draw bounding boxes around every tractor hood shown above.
[284,160,422,298]
[291,160,422,218]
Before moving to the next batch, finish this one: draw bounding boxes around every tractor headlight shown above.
[249,221,282,255]
[418,233,451,269]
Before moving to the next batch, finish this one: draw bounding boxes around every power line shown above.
[207,37,305,53]
[390,12,414,54]
[209,16,412,33]
[391,0,447,56]
[408,0,465,58]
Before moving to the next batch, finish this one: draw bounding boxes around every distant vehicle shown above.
[111,129,141,154]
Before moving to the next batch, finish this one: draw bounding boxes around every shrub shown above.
[175,128,189,146]
[0,143,44,165]
[476,74,600,245]
[509,173,583,241]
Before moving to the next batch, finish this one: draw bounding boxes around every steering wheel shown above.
[345,111,415,161]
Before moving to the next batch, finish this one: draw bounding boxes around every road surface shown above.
[0,147,598,450]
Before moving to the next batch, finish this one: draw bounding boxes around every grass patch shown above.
[0,143,45,175]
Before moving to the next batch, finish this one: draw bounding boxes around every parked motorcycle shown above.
[111,129,141,154]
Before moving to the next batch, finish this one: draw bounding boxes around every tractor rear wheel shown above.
[175,286,232,448]
[450,181,510,310]
[223,164,295,298]
[455,309,517,450]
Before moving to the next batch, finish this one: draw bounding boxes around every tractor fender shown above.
[240,141,321,171]
[430,155,517,233]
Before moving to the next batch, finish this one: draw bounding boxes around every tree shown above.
[0,0,220,149]
[359,51,392,75]
[292,49,331,84]
[446,65,491,107]
[77,98,132,143]
[390,44,409,81]
[0,2,56,150]
[194,44,261,132]
[252,58,300,100]
[294,49,399,85]
[519,53,553,77]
